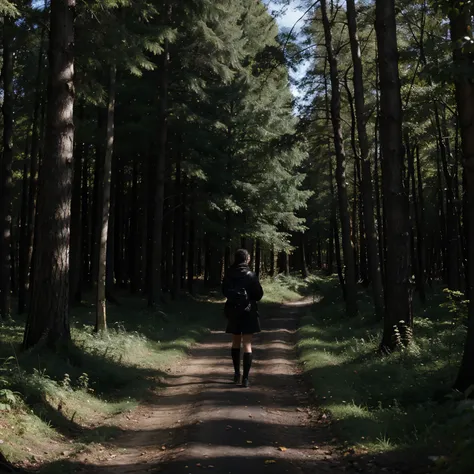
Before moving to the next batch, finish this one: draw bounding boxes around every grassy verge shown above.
[0,291,222,468]
[261,273,316,303]
[298,274,474,473]
[0,274,308,470]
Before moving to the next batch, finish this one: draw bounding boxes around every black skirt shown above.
[225,305,261,335]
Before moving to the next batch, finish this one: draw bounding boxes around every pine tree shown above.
[23,0,76,349]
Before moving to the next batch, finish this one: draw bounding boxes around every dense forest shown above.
[1,0,474,471]
[0,0,308,333]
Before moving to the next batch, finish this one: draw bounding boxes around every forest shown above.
[1,0,474,473]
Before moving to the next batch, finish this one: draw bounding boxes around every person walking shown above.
[222,249,264,388]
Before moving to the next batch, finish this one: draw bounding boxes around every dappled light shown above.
[2,1,474,474]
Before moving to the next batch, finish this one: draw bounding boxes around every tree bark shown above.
[149,33,169,306]
[300,234,308,279]
[19,140,30,313]
[91,108,105,287]
[451,3,474,392]
[374,73,385,287]
[129,155,139,293]
[187,210,195,294]
[346,0,384,316]
[321,0,357,317]
[375,0,412,351]
[172,156,183,299]
[19,24,46,315]
[81,146,90,286]
[415,145,427,302]
[255,239,261,278]
[23,0,76,349]
[69,106,84,305]
[434,104,460,289]
[96,64,116,333]
[0,17,14,321]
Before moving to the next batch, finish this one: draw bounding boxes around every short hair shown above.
[234,248,250,265]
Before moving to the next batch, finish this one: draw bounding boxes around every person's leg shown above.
[242,334,253,387]
[231,334,242,382]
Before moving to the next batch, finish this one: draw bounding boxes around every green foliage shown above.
[441,289,469,324]
[0,0,19,17]
[261,273,315,303]
[0,356,18,411]
[0,294,221,463]
[298,275,472,472]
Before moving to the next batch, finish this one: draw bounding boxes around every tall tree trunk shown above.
[352,163,359,281]
[374,73,385,287]
[324,74,335,277]
[180,191,188,289]
[321,0,357,317]
[81,148,90,286]
[19,25,46,314]
[375,0,411,350]
[334,220,345,298]
[270,245,275,277]
[23,0,75,349]
[415,145,427,302]
[69,106,84,305]
[435,104,460,289]
[187,209,195,294]
[149,33,169,306]
[96,65,116,332]
[91,108,105,287]
[255,239,261,278]
[436,145,448,281]
[18,140,30,313]
[0,18,14,321]
[172,156,183,299]
[300,234,309,279]
[346,0,384,316]
[106,153,118,298]
[129,155,139,293]
[112,155,123,288]
[451,3,474,392]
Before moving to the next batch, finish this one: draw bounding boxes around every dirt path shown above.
[73,301,352,474]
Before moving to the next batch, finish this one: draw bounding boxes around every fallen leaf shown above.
[246,440,253,444]
[278,447,287,452]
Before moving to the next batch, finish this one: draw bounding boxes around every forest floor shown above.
[2,276,471,474]
[37,297,394,474]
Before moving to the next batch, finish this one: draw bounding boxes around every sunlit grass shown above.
[0,292,222,465]
[261,273,317,303]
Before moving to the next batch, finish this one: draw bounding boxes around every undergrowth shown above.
[261,273,315,303]
[0,291,222,467]
[298,274,474,473]
[0,276,301,470]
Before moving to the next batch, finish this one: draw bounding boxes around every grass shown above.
[261,273,316,303]
[0,275,303,470]
[298,274,474,473]
[0,290,223,467]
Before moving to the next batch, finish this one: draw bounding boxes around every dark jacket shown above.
[222,263,264,334]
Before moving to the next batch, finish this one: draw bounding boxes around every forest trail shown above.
[72,301,356,474]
